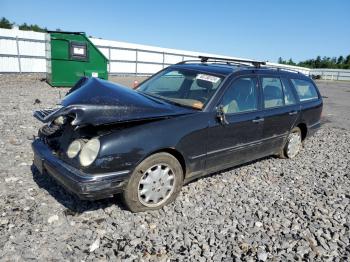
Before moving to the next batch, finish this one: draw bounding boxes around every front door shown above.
[205,76,264,173]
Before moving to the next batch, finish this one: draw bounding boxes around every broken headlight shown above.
[67,139,83,159]
[79,138,100,167]
[54,116,66,126]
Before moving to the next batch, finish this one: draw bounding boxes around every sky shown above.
[1,0,350,62]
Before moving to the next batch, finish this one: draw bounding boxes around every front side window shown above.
[221,77,258,114]
[137,69,224,109]
[262,77,284,108]
[291,79,319,102]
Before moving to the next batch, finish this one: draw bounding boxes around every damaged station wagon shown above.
[32,56,322,212]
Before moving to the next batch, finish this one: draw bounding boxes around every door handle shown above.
[289,111,298,115]
[252,118,264,123]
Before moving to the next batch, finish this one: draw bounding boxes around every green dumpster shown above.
[46,31,108,87]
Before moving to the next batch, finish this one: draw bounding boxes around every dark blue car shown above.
[32,56,322,212]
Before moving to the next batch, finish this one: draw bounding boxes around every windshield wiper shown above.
[163,98,201,110]
[138,91,173,104]
[138,91,200,110]
[136,91,168,105]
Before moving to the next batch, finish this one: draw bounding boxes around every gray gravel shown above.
[317,80,350,130]
[0,74,349,261]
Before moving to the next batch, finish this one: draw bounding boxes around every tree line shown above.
[278,55,350,69]
[0,17,61,32]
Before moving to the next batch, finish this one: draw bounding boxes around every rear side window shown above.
[262,77,284,108]
[291,79,319,102]
[281,78,297,105]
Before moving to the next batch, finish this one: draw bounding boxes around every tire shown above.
[123,152,184,212]
[279,127,302,159]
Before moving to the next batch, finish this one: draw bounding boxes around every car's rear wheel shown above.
[280,127,302,159]
[123,152,183,212]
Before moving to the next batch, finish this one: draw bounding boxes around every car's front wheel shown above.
[280,127,302,159]
[123,152,184,212]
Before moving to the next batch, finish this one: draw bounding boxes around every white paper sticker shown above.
[196,74,220,83]
[73,47,85,55]
[91,72,98,77]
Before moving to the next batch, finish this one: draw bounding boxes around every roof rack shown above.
[261,64,303,75]
[177,56,266,68]
[177,56,305,74]
[199,56,266,68]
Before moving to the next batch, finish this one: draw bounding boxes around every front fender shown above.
[93,113,209,175]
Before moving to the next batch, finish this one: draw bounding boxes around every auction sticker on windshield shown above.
[196,74,220,83]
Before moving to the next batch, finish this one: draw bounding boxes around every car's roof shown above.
[171,62,310,79]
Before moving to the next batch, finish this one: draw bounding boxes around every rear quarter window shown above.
[291,79,319,102]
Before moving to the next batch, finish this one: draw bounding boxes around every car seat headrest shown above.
[196,79,213,90]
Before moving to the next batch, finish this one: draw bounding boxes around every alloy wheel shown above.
[137,164,175,207]
[287,131,302,158]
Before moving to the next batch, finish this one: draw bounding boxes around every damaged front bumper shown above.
[32,139,130,200]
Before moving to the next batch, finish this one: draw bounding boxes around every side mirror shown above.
[133,80,139,89]
[216,105,229,125]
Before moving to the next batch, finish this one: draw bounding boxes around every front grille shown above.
[34,107,62,123]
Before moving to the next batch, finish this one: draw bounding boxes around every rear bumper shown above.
[32,139,130,200]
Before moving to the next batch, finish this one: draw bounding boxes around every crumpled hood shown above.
[34,77,195,126]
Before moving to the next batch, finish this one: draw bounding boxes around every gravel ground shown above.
[0,74,349,261]
[317,80,350,130]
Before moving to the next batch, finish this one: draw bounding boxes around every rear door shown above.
[259,76,300,155]
[205,76,264,172]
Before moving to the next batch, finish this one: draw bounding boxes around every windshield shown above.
[137,68,224,110]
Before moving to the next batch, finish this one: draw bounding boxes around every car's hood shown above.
[34,77,195,126]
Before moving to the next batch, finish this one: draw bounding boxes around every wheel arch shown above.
[137,147,187,179]
[296,122,308,141]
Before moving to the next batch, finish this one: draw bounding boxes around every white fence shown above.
[0,28,46,72]
[309,68,350,81]
[1,28,348,80]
